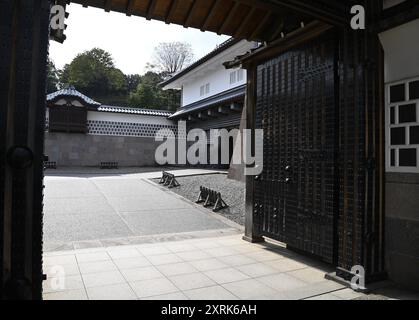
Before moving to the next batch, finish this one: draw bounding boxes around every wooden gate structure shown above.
[253,33,339,264]
[234,16,386,282]
[1,0,417,298]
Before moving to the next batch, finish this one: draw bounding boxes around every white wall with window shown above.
[386,78,419,172]
[182,66,247,106]
[380,18,419,173]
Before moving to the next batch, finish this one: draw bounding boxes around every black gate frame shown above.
[243,13,385,283]
[0,0,387,299]
[0,0,50,299]
[253,32,340,265]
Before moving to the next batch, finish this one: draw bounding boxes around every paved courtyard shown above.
[43,169,238,252]
[44,233,419,300]
[43,234,349,300]
[43,168,419,300]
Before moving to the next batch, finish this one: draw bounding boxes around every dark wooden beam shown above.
[198,112,208,119]
[218,1,240,35]
[249,12,272,41]
[269,18,285,42]
[235,0,348,26]
[218,106,230,114]
[234,7,257,38]
[201,0,221,31]
[146,0,157,20]
[184,0,199,28]
[188,114,197,121]
[267,0,348,26]
[226,21,333,69]
[232,0,291,17]
[230,103,242,112]
[208,109,218,117]
[165,0,179,24]
[379,0,419,32]
[126,0,135,17]
[104,0,112,12]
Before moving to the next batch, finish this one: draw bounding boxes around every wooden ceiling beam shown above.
[217,1,240,35]
[145,0,157,20]
[234,7,257,39]
[266,0,348,26]
[379,0,419,32]
[164,0,179,24]
[249,12,272,41]
[126,0,135,17]
[201,0,221,31]
[234,0,348,26]
[184,0,199,28]
[104,0,112,12]
[269,18,285,41]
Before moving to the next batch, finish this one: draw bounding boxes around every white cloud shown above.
[49,3,229,75]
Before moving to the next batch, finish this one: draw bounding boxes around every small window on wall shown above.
[230,69,244,85]
[237,69,244,82]
[387,77,419,172]
[200,83,210,97]
[230,71,237,84]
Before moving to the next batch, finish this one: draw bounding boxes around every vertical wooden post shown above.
[0,0,50,299]
[243,65,264,243]
[333,0,386,284]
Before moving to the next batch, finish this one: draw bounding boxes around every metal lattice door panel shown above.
[254,33,338,264]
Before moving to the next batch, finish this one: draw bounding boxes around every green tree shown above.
[125,74,141,93]
[129,71,180,111]
[58,48,127,98]
[46,58,59,93]
[129,71,163,108]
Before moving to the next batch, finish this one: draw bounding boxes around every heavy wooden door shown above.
[0,0,50,299]
[254,33,338,264]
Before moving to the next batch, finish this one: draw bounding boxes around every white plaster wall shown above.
[87,111,174,126]
[379,18,419,83]
[182,67,246,106]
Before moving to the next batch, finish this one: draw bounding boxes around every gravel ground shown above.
[154,174,245,226]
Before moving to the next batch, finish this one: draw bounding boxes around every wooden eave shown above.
[69,0,352,42]
[378,0,419,32]
[223,20,333,69]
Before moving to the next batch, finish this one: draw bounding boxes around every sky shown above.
[49,3,229,75]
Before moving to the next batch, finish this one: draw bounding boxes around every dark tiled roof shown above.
[46,85,101,106]
[98,105,174,117]
[160,38,241,87]
[47,86,173,117]
[169,85,246,119]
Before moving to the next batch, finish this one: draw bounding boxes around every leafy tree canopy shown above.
[52,45,186,110]
[59,48,127,98]
[46,58,59,93]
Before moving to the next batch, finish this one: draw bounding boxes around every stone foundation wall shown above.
[45,132,161,167]
[385,173,419,290]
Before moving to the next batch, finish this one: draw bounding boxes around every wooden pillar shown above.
[0,0,50,299]
[333,0,386,284]
[243,65,264,243]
